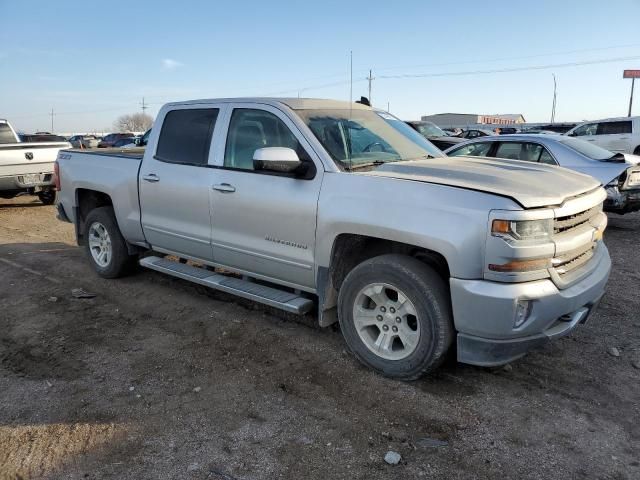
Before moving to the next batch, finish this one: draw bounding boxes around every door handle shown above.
[212,183,236,193]
[142,174,160,183]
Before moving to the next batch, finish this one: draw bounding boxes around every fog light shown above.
[514,300,532,328]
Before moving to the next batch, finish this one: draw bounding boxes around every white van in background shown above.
[566,116,640,155]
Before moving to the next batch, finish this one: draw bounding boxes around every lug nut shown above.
[380,306,386,312]
[395,317,401,323]
[382,325,389,331]
[389,307,396,313]
[392,326,398,333]
[377,315,383,321]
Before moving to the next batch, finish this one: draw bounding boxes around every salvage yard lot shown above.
[0,196,639,480]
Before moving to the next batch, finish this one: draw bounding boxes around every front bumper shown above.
[604,186,640,214]
[450,243,611,366]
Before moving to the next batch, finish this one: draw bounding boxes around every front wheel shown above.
[338,254,454,380]
[37,189,57,205]
[84,206,137,278]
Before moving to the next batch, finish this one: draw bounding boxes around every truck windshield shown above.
[296,109,443,170]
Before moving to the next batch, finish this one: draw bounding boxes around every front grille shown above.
[554,205,601,234]
[552,202,603,278]
[552,242,596,276]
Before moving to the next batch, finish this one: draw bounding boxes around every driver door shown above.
[209,104,323,290]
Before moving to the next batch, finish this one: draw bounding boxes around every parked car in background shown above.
[405,120,466,150]
[19,133,68,142]
[494,127,519,135]
[56,97,610,378]
[566,116,640,155]
[0,119,70,204]
[69,135,100,149]
[98,132,134,148]
[520,129,557,135]
[112,137,136,148]
[445,134,640,214]
[122,128,152,148]
[459,128,495,139]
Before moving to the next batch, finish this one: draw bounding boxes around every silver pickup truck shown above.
[0,119,70,204]
[56,98,611,379]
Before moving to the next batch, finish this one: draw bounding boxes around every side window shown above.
[495,142,524,160]
[597,121,632,135]
[447,142,492,157]
[156,108,219,165]
[573,123,597,136]
[224,109,303,170]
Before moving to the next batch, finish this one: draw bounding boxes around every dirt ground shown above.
[0,195,638,480]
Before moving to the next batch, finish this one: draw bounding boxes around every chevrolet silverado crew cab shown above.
[55,98,611,379]
[0,119,70,204]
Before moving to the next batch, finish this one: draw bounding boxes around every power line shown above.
[377,55,640,80]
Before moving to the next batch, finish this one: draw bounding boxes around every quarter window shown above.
[156,108,219,165]
[224,109,303,170]
[447,142,492,157]
[596,121,632,135]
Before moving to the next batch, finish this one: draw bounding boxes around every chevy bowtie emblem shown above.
[25,152,34,160]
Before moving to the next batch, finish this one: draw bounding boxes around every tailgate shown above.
[0,143,70,177]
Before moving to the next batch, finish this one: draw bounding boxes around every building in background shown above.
[420,113,526,129]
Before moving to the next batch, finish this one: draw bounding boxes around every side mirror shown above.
[253,147,302,173]
[567,132,577,137]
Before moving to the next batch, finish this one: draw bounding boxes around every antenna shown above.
[366,69,375,106]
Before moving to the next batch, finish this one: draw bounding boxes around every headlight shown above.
[491,218,553,241]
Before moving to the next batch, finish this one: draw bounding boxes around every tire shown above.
[634,146,640,155]
[337,254,454,380]
[37,189,57,205]
[83,206,137,278]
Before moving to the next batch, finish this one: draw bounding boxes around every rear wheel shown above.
[634,146,640,155]
[337,254,454,380]
[37,189,57,205]
[84,206,137,278]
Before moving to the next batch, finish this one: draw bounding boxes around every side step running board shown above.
[139,256,314,315]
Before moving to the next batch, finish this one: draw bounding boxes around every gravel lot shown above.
[1,195,639,480]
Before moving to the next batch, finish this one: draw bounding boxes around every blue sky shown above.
[1,0,639,133]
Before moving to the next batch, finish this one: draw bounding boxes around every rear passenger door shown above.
[209,104,323,290]
[494,142,557,165]
[139,105,222,260]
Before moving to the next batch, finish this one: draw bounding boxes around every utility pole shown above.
[550,73,557,123]
[628,78,635,117]
[349,51,353,104]
[140,97,148,115]
[366,69,375,106]
[50,108,55,133]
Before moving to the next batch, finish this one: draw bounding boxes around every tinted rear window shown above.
[0,124,17,144]
[156,109,219,165]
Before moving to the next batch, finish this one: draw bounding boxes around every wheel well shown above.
[317,234,450,326]
[75,189,113,245]
[329,234,450,291]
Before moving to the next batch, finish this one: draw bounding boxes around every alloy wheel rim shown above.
[352,283,420,360]
[88,222,112,267]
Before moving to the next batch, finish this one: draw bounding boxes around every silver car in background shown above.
[445,134,640,214]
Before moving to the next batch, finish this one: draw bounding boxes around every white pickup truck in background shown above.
[0,119,70,204]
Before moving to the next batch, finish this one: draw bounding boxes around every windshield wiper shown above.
[344,160,387,171]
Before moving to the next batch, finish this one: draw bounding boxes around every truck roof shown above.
[163,97,371,111]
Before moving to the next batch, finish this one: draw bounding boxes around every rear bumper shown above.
[0,174,54,192]
[450,243,611,366]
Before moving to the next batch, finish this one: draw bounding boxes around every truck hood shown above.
[367,156,601,209]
